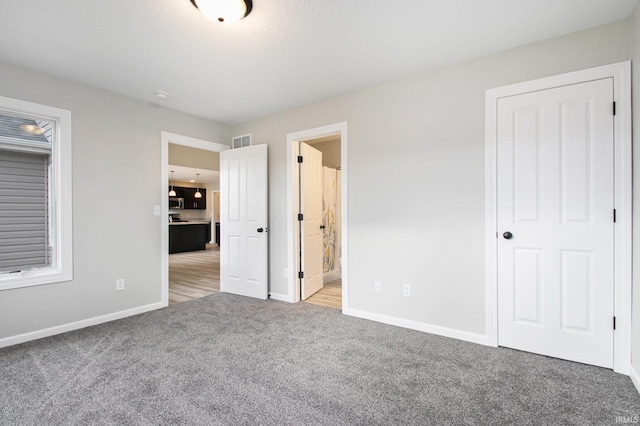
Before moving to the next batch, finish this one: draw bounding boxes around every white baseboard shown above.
[343,308,489,346]
[629,364,640,395]
[0,301,165,349]
[323,270,341,284]
[269,292,293,303]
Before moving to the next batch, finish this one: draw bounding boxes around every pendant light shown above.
[169,171,177,197]
[194,173,202,199]
[190,0,252,23]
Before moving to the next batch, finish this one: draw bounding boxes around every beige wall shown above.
[169,144,220,171]
[231,20,633,335]
[0,62,229,339]
[213,192,220,222]
[631,5,640,375]
[310,140,341,169]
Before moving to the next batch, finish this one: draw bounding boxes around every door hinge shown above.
[613,209,617,223]
[298,213,303,221]
[613,101,616,116]
[613,316,616,330]
[298,271,304,279]
[297,156,303,163]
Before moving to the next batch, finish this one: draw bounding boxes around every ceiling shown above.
[0,0,637,124]
[169,165,219,186]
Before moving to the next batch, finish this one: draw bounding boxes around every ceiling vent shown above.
[232,134,251,149]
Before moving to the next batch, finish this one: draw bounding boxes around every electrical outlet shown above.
[374,280,381,293]
[284,268,288,278]
[116,278,125,291]
[403,283,411,297]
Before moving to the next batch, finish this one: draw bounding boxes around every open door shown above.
[220,144,268,299]
[300,142,323,299]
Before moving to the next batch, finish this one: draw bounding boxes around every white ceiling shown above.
[169,165,219,185]
[0,0,637,124]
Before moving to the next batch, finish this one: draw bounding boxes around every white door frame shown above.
[160,131,229,307]
[211,190,219,244]
[286,122,348,309]
[484,61,632,374]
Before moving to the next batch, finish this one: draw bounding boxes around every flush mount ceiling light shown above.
[190,0,252,23]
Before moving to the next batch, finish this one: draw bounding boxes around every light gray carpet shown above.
[1,293,639,425]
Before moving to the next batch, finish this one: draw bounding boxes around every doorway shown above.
[485,62,632,373]
[160,132,228,307]
[300,137,342,308]
[286,122,348,309]
[167,164,220,304]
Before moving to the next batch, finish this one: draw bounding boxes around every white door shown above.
[220,144,268,299]
[497,78,614,368]
[300,142,323,300]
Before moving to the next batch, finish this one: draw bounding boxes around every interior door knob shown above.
[503,231,513,240]
[257,228,264,233]
[320,225,326,229]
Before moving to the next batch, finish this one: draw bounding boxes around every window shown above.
[0,96,72,290]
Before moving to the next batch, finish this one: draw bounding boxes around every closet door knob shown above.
[503,231,513,240]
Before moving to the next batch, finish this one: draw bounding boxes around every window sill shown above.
[0,269,73,291]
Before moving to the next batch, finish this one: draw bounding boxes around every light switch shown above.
[153,205,161,216]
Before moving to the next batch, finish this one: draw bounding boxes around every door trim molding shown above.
[160,131,229,307]
[484,61,632,374]
[286,122,348,308]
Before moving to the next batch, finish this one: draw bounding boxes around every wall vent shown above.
[232,134,251,149]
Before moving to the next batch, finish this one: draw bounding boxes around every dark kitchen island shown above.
[169,221,211,254]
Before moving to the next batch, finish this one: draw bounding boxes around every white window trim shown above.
[0,96,73,290]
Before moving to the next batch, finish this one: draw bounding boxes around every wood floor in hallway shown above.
[170,244,342,309]
[169,244,220,305]
[305,279,342,309]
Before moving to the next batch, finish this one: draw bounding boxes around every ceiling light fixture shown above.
[194,174,202,199]
[155,91,169,100]
[190,0,252,23]
[169,171,177,197]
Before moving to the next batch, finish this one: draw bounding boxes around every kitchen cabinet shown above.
[168,186,206,209]
[183,187,206,210]
[169,222,209,253]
